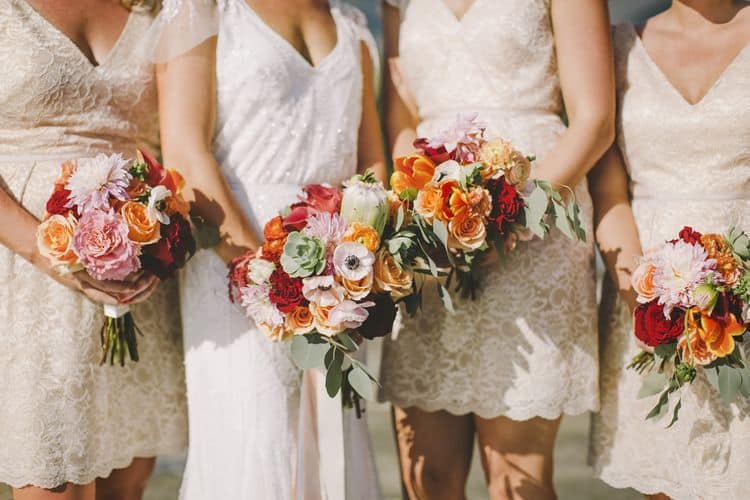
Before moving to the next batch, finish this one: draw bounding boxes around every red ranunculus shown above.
[46,187,72,216]
[227,250,256,303]
[140,149,167,187]
[488,177,524,235]
[142,213,196,279]
[676,226,703,246]
[268,269,306,313]
[634,300,685,347]
[414,137,452,165]
[283,203,311,231]
[303,184,342,214]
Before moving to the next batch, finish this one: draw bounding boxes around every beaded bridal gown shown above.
[380,0,598,419]
[590,24,750,499]
[0,0,187,489]
[146,1,380,498]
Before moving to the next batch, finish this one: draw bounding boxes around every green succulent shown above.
[280,232,327,278]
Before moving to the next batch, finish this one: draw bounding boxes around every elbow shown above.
[571,108,616,157]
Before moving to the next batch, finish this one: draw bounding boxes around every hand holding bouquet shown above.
[629,226,750,424]
[36,151,196,365]
[228,173,412,411]
[389,113,586,303]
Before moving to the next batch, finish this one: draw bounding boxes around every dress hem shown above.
[593,464,690,499]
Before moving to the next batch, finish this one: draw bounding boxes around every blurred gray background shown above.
[0,1,671,499]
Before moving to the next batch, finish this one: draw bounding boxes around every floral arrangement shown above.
[389,114,586,304]
[629,226,750,424]
[228,172,410,410]
[36,151,195,365]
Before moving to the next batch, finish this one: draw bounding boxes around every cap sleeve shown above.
[140,0,219,63]
[336,2,380,79]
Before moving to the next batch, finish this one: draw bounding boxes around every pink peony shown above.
[72,209,141,281]
[329,300,374,330]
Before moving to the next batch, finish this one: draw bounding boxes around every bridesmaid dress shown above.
[590,24,750,499]
[145,1,380,498]
[381,0,599,420]
[0,0,187,489]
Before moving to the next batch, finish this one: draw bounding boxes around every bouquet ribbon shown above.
[103,303,130,319]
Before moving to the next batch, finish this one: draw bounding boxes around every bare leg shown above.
[13,483,95,500]
[392,405,474,500]
[95,458,155,500]
[475,415,561,500]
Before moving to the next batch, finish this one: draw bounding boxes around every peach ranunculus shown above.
[342,222,381,253]
[120,201,161,245]
[687,307,746,358]
[414,182,443,223]
[259,322,293,342]
[36,213,79,267]
[373,248,413,300]
[442,183,491,224]
[264,216,288,242]
[479,139,531,185]
[631,262,658,303]
[390,154,436,198]
[700,234,741,286]
[449,214,487,251]
[678,328,716,366]
[262,216,289,264]
[286,305,315,335]
[339,271,374,301]
[310,303,346,337]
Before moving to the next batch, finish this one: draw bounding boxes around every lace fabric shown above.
[0,1,187,488]
[589,24,750,499]
[378,0,599,420]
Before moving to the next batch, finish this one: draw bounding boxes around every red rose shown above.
[142,213,196,279]
[46,187,72,216]
[303,184,342,214]
[488,177,524,235]
[675,226,703,245]
[268,269,306,313]
[283,203,311,231]
[414,137,452,165]
[634,300,685,347]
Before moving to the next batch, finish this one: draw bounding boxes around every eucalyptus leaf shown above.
[552,201,574,239]
[637,372,668,399]
[396,204,405,232]
[290,336,329,370]
[348,365,377,401]
[437,284,454,314]
[337,333,358,353]
[646,389,671,421]
[705,367,721,392]
[718,366,742,406]
[740,368,750,398]
[432,219,450,249]
[667,398,682,428]
[524,186,549,238]
[325,349,344,397]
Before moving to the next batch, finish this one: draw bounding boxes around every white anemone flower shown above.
[302,275,345,307]
[333,242,375,281]
[147,185,172,225]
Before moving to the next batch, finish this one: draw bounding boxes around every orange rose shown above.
[390,154,436,197]
[687,307,746,358]
[36,213,79,267]
[120,201,161,245]
[448,214,487,251]
[342,222,380,252]
[632,262,657,302]
[286,305,315,335]
[414,182,443,223]
[258,322,293,342]
[373,248,413,300]
[264,216,288,242]
[678,329,716,366]
[310,303,345,337]
[339,272,374,301]
[701,234,741,286]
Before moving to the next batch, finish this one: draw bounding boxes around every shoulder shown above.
[383,0,408,10]
[333,1,370,31]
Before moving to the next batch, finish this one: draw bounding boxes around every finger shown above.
[80,283,121,305]
[123,270,145,283]
[118,275,160,303]
[75,272,138,295]
[121,279,160,305]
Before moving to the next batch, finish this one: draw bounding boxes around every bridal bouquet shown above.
[389,114,586,303]
[36,151,195,365]
[629,226,750,424]
[228,172,411,410]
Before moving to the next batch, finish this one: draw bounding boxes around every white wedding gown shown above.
[145,1,380,499]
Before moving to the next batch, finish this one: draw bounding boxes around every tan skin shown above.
[383,1,615,499]
[4,2,161,499]
[589,2,750,500]
[156,0,386,265]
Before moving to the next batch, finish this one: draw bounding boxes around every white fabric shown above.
[590,24,750,500]
[140,0,218,62]
[165,0,381,498]
[379,0,599,420]
[0,0,187,488]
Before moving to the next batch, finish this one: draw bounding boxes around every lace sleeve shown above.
[140,0,219,63]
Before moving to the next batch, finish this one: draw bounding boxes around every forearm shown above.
[0,187,43,266]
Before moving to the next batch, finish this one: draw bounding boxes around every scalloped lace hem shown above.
[0,442,187,489]
[382,395,599,421]
[593,465,691,499]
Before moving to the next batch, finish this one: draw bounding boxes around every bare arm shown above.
[358,43,387,183]
[381,3,419,160]
[535,0,616,189]
[156,38,260,264]
[589,145,641,311]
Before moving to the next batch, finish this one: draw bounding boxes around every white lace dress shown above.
[0,1,187,489]
[590,24,750,499]
[380,0,598,420]
[145,1,380,499]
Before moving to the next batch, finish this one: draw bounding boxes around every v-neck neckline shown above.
[630,23,750,108]
[239,0,342,73]
[19,0,134,70]
[437,0,482,24]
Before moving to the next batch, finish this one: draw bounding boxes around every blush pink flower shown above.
[72,209,141,281]
[66,153,132,212]
[329,300,375,330]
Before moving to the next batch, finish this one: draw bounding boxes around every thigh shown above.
[96,458,155,500]
[392,405,474,500]
[13,483,95,500]
[474,415,561,500]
